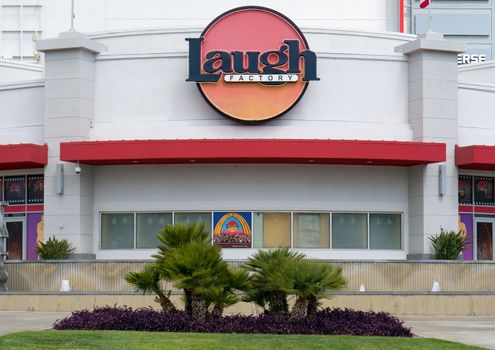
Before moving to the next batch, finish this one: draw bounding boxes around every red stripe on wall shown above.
[4,205,26,213]
[459,205,495,214]
[399,0,405,33]
[26,205,44,212]
[473,206,495,214]
[458,205,474,213]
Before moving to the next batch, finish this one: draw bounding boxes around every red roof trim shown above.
[60,139,445,166]
[0,144,48,170]
[456,145,495,170]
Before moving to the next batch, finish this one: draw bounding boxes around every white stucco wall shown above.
[458,61,495,146]
[42,0,401,40]
[0,60,43,84]
[0,81,44,144]
[93,164,409,260]
[90,29,414,141]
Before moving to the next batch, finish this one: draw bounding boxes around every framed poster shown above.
[213,212,252,248]
[459,214,473,261]
[458,175,472,204]
[474,177,494,205]
[4,176,26,205]
[27,175,44,204]
[27,213,43,260]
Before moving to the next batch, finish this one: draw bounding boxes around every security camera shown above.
[74,165,81,174]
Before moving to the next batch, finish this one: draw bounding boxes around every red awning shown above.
[60,139,445,166]
[456,145,495,170]
[0,144,48,170]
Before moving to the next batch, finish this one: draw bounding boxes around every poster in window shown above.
[6,221,23,260]
[27,175,44,204]
[27,213,44,260]
[213,212,251,248]
[458,214,473,261]
[458,175,472,204]
[4,176,26,205]
[474,177,494,205]
[296,214,321,248]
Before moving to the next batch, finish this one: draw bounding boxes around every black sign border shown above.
[195,6,312,124]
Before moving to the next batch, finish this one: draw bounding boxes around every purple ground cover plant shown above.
[53,306,412,337]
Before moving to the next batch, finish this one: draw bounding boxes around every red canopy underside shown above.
[456,145,495,170]
[60,139,446,166]
[0,144,48,170]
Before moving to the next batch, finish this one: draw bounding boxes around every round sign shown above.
[191,6,316,123]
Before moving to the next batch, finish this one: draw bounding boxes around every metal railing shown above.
[4,260,495,293]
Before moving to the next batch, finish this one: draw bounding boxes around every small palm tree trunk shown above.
[156,295,176,313]
[290,297,308,320]
[191,293,206,321]
[184,289,193,316]
[271,291,289,316]
[211,303,223,318]
[307,295,318,316]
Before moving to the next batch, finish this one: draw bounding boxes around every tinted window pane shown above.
[293,213,329,248]
[474,177,494,205]
[332,213,367,249]
[253,212,290,248]
[136,213,172,249]
[174,212,212,233]
[27,175,44,204]
[369,214,401,249]
[101,213,134,249]
[458,175,472,204]
[4,176,25,205]
[476,222,493,260]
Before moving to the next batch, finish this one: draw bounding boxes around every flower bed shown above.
[53,306,412,337]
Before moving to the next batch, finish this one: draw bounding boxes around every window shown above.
[101,213,134,249]
[99,210,403,251]
[369,214,401,249]
[27,175,44,204]
[136,213,172,249]
[4,176,26,205]
[253,212,291,248]
[458,175,472,205]
[174,212,212,233]
[332,213,367,249]
[293,213,330,248]
[474,177,494,205]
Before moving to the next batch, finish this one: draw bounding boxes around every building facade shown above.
[0,0,401,62]
[0,5,494,262]
[408,0,495,62]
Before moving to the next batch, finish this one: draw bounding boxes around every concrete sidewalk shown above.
[403,316,495,350]
[0,311,68,336]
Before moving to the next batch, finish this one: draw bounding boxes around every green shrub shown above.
[127,222,243,321]
[267,259,347,320]
[429,228,470,260]
[242,249,346,318]
[35,236,76,260]
[242,249,304,316]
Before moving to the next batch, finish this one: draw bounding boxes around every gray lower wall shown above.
[4,260,495,293]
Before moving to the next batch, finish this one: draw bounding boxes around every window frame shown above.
[98,210,404,251]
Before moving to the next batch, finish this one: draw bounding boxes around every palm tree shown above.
[268,259,347,320]
[153,222,211,314]
[159,241,227,321]
[125,263,175,313]
[242,249,305,316]
[154,222,210,259]
[206,266,251,317]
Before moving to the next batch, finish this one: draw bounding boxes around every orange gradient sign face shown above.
[186,6,318,123]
